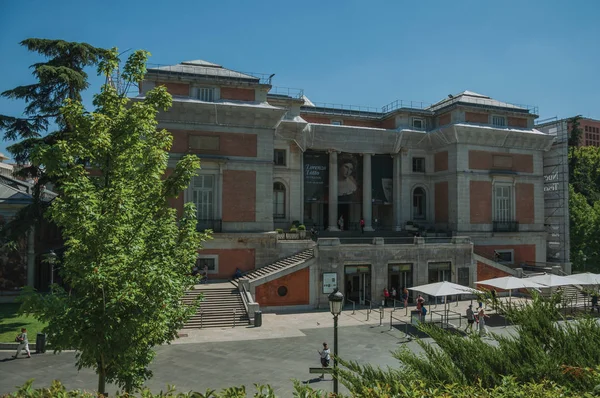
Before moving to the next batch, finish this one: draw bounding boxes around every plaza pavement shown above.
[0,299,519,396]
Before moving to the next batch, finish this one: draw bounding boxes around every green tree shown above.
[20,49,208,394]
[0,39,110,248]
[568,115,582,184]
[570,185,600,272]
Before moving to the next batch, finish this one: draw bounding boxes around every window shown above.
[274,149,286,166]
[493,250,514,264]
[412,157,425,173]
[273,182,286,219]
[331,120,343,126]
[412,118,424,129]
[493,183,514,222]
[196,255,218,274]
[191,175,214,220]
[197,87,215,102]
[492,115,506,127]
[189,135,220,151]
[412,187,426,219]
[585,126,589,132]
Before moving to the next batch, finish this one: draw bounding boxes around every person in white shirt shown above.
[13,328,31,359]
[318,342,331,379]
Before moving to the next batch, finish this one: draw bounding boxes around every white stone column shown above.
[393,154,402,231]
[328,150,339,231]
[362,153,373,231]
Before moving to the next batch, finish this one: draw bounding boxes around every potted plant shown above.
[298,224,306,239]
[288,227,299,240]
[276,228,285,240]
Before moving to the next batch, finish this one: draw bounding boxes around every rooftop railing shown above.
[381,99,432,113]
[268,86,304,99]
[302,102,382,117]
[429,96,538,115]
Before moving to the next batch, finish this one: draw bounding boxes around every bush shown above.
[275,228,283,234]
[297,225,306,231]
[291,220,300,228]
[289,228,298,233]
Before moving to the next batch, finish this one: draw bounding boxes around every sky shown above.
[1,0,599,159]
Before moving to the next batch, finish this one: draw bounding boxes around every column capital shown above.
[327,149,340,155]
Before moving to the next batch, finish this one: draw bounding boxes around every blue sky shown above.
[1,0,599,159]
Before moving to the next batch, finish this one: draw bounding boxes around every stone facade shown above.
[137,61,561,308]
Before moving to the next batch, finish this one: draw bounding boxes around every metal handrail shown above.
[346,298,356,315]
[268,86,304,99]
[200,309,203,329]
[389,312,412,341]
[381,99,432,113]
[232,309,237,328]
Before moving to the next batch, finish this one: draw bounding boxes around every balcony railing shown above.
[493,221,519,233]
[196,219,222,233]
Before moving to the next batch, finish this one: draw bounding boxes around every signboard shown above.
[337,153,362,203]
[323,272,338,294]
[304,151,329,202]
[371,155,393,204]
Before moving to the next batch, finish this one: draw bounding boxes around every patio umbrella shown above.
[565,272,600,285]
[408,282,482,326]
[525,273,576,287]
[476,276,545,304]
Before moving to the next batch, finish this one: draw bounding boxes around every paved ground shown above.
[0,299,523,396]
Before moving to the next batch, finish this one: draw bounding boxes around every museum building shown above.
[138,60,558,311]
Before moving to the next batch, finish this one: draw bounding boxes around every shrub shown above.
[275,228,283,234]
[297,225,306,231]
[291,220,300,228]
[289,228,298,233]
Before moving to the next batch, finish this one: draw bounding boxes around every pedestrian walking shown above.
[383,288,390,307]
[359,218,365,234]
[391,287,397,305]
[13,328,31,359]
[318,342,331,379]
[416,294,425,311]
[465,304,476,334]
[478,307,490,337]
[402,287,409,308]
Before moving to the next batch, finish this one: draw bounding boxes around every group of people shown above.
[382,287,410,308]
[465,303,490,336]
[191,264,209,283]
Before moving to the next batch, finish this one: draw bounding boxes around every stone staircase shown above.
[183,283,249,329]
[242,249,315,282]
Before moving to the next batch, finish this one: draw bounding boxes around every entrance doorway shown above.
[345,265,371,305]
[428,262,451,284]
[388,263,413,303]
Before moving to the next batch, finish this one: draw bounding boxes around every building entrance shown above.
[388,263,412,291]
[345,265,371,305]
[428,262,451,284]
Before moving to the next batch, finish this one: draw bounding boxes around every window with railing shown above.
[197,87,215,102]
[191,175,214,221]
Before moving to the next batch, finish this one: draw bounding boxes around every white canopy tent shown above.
[408,281,482,327]
[565,272,600,285]
[525,273,576,287]
[476,276,545,304]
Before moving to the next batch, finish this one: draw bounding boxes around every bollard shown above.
[379,306,384,326]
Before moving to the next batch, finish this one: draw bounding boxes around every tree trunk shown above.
[98,369,106,396]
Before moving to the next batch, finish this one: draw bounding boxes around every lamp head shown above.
[328,288,344,316]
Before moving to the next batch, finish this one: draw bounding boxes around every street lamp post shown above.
[328,289,344,395]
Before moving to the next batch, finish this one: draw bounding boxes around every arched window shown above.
[273,182,286,219]
[412,187,426,219]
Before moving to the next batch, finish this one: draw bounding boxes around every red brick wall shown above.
[465,112,489,124]
[516,183,535,224]
[301,114,331,124]
[222,170,256,222]
[381,116,396,129]
[476,261,512,290]
[469,150,533,173]
[470,181,492,223]
[170,130,257,157]
[157,81,189,96]
[343,119,381,128]
[220,87,255,101]
[438,113,451,126]
[201,249,255,280]
[255,268,310,306]
[475,245,536,266]
[435,182,449,223]
[434,151,448,172]
[508,117,527,128]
